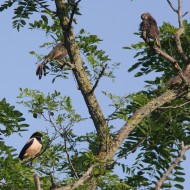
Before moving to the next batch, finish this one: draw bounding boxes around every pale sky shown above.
[0,0,190,188]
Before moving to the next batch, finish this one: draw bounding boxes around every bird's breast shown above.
[25,138,42,157]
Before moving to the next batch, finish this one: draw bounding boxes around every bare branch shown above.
[167,0,188,63]
[175,0,188,63]
[34,174,41,190]
[155,141,190,190]
[182,11,189,17]
[159,100,190,109]
[91,64,107,93]
[175,28,188,63]
[68,0,82,31]
[166,0,178,13]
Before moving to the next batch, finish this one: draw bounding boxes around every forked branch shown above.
[167,0,188,63]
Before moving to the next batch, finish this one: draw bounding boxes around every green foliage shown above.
[1,1,190,189]
[0,98,33,189]
[0,98,29,136]
[105,87,190,189]
[126,21,190,86]
[77,29,120,81]
[0,0,15,12]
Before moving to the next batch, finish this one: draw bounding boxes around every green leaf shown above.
[174,184,184,189]
[41,15,48,23]
[174,177,185,182]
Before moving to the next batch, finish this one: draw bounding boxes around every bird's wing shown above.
[19,138,34,160]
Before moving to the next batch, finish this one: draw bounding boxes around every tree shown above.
[0,0,190,189]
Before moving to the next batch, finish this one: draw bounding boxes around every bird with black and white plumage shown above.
[19,132,43,161]
[139,12,161,47]
[36,42,68,79]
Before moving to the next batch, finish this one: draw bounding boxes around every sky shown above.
[0,0,190,188]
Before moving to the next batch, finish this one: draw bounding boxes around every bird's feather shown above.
[19,138,34,160]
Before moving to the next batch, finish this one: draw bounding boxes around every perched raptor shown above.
[19,132,43,160]
[36,42,68,79]
[139,12,160,47]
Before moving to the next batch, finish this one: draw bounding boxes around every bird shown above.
[139,12,160,47]
[19,132,43,161]
[36,42,68,79]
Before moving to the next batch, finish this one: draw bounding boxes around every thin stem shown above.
[63,132,79,178]
[91,64,107,93]
[155,142,190,190]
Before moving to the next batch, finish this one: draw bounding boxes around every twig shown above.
[36,1,56,15]
[182,11,189,17]
[63,132,79,178]
[57,60,75,69]
[34,174,41,190]
[167,0,188,63]
[42,112,79,178]
[91,64,107,93]
[166,0,178,13]
[159,100,190,109]
[142,36,188,85]
[116,136,148,161]
[155,141,190,190]
[176,0,188,62]
[55,164,96,190]
[67,0,82,31]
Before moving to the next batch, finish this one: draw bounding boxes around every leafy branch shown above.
[155,141,190,190]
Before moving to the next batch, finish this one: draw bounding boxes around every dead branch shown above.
[166,0,178,13]
[182,11,189,17]
[155,141,190,190]
[176,0,188,62]
[91,64,107,93]
[159,100,190,109]
[34,174,41,190]
[167,0,188,63]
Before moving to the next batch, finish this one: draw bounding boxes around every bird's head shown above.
[141,12,152,20]
[30,132,43,139]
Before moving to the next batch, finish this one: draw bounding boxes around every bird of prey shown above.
[36,42,68,79]
[19,132,43,160]
[139,12,160,47]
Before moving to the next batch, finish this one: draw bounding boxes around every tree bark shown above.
[54,0,110,153]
